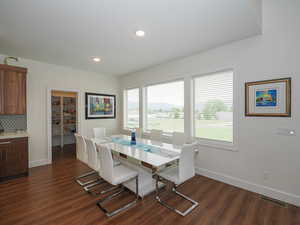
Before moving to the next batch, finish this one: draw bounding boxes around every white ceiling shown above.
[0,0,261,76]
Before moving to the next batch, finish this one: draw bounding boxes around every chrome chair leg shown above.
[100,185,120,195]
[83,179,106,192]
[75,170,98,186]
[155,175,198,216]
[85,180,120,195]
[96,176,139,217]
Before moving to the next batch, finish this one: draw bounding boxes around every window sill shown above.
[195,138,237,151]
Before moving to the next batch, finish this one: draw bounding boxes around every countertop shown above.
[0,131,29,140]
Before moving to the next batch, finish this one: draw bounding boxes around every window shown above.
[124,88,139,129]
[146,80,184,133]
[194,70,233,143]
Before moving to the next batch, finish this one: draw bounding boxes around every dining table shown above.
[93,134,184,198]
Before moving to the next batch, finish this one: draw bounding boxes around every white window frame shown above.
[192,69,237,151]
[144,78,185,135]
[123,87,140,130]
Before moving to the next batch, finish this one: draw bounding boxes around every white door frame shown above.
[47,88,81,164]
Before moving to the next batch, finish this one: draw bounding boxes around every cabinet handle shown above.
[0,142,11,145]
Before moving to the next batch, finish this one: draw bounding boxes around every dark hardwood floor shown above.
[0,152,299,225]
[52,144,76,162]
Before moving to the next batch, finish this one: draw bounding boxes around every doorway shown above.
[51,91,78,162]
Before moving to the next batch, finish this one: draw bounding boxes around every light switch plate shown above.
[276,128,296,136]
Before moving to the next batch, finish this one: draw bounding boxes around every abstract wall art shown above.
[85,92,116,119]
[245,78,291,117]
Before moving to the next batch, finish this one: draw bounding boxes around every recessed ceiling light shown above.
[135,30,145,37]
[93,57,101,62]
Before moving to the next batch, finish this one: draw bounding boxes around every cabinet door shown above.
[4,140,18,177]
[5,138,28,176]
[4,70,26,114]
[0,141,11,178]
[0,70,4,114]
[14,138,28,174]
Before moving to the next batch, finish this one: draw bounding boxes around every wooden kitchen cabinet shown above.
[0,64,27,115]
[0,137,28,182]
[0,70,4,114]
[0,141,10,178]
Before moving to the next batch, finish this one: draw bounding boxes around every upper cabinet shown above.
[0,64,27,115]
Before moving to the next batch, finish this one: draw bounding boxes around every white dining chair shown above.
[155,142,199,216]
[85,137,99,171]
[93,127,106,139]
[83,137,104,192]
[172,132,187,146]
[83,138,121,194]
[92,132,121,167]
[135,128,143,139]
[74,134,98,186]
[150,129,163,142]
[96,143,139,217]
[74,133,87,163]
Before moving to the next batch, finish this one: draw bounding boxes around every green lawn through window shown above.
[146,118,232,143]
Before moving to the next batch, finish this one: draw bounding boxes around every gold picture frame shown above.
[245,78,291,117]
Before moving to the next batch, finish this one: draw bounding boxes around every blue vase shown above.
[131,130,136,145]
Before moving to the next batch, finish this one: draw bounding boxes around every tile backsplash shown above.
[0,115,27,132]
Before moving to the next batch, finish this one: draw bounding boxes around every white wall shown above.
[0,54,120,167]
[119,0,300,206]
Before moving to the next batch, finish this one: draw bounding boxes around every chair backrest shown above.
[74,133,87,163]
[97,143,114,184]
[84,137,99,171]
[172,132,186,146]
[179,143,197,183]
[150,129,163,142]
[135,128,143,138]
[93,127,106,139]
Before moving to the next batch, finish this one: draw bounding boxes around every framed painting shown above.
[85,92,116,119]
[245,78,291,117]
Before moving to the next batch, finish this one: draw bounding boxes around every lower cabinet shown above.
[0,137,28,182]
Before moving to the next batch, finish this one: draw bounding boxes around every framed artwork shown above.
[245,78,291,117]
[85,92,116,119]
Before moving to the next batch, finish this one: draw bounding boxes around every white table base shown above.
[120,159,164,198]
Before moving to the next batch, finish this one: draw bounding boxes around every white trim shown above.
[123,88,141,129]
[123,89,128,129]
[47,88,81,165]
[124,86,140,91]
[184,76,193,139]
[29,159,49,168]
[195,137,237,151]
[195,167,300,207]
[191,68,234,79]
[144,77,184,88]
[142,86,147,131]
